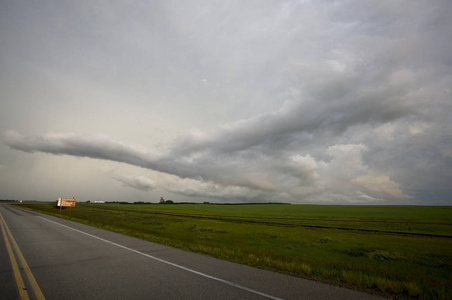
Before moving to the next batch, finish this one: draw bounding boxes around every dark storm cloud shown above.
[2,131,159,170]
[1,0,451,204]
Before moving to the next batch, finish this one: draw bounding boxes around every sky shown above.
[1,0,451,205]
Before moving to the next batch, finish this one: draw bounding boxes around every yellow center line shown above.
[0,211,46,300]
[0,212,29,300]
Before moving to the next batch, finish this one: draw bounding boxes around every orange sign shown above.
[58,198,76,207]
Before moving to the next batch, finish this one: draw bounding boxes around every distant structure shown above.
[159,197,165,203]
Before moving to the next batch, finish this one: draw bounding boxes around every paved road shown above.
[0,204,385,300]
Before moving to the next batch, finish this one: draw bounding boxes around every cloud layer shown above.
[1,0,451,204]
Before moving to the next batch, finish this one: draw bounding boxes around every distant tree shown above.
[164,200,174,204]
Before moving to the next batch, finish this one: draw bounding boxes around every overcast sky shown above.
[1,0,451,205]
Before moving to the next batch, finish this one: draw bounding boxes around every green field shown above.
[15,203,452,299]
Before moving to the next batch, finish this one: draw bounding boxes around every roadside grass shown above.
[16,203,452,299]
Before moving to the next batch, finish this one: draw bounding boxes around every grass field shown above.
[15,202,452,299]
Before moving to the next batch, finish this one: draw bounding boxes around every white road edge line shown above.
[39,216,285,300]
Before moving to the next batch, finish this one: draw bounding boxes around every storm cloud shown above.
[1,0,451,204]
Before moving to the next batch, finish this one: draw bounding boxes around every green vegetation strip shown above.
[80,204,452,238]
[16,203,452,300]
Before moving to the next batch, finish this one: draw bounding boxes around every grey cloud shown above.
[2,131,159,170]
[1,0,451,204]
[1,129,318,193]
[1,129,413,203]
[171,76,417,158]
[111,174,155,192]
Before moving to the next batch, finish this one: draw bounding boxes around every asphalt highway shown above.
[0,204,385,300]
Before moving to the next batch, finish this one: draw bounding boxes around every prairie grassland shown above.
[16,203,452,299]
